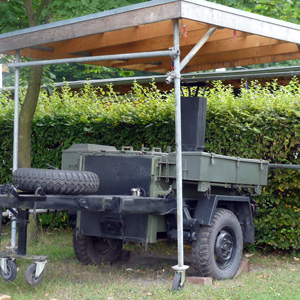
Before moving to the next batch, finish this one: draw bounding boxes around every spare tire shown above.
[13,168,99,195]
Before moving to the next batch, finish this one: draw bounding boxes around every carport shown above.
[1,0,300,289]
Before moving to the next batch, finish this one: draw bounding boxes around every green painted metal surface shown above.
[158,152,268,190]
[62,143,269,242]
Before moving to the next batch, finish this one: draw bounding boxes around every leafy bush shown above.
[0,79,299,250]
[204,80,300,250]
[38,212,69,230]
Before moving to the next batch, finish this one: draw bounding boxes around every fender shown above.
[193,194,254,243]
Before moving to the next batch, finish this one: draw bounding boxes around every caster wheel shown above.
[172,272,184,291]
[25,263,44,286]
[0,260,17,282]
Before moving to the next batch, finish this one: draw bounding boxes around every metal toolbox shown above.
[158,151,269,187]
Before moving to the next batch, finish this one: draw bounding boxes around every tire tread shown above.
[192,208,243,279]
[13,168,99,195]
[73,231,92,265]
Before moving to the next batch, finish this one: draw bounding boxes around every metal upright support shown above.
[172,18,189,290]
[166,26,217,85]
[11,50,20,249]
[13,51,20,172]
[0,207,2,248]
[17,209,29,256]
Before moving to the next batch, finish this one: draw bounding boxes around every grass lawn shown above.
[0,229,299,300]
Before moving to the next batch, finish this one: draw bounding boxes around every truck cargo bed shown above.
[158,151,268,188]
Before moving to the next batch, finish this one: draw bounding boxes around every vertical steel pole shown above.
[11,50,20,249]
[171,21,188,288]
[0,207,2,248]
[173,19,184,269]
[13,51,20,172]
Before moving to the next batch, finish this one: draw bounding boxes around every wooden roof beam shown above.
[139,43,299,72]
[41,19,212,56]
[89,38,288,71]
[45,22,246,58]
[184,43,299,67]
[81,59,169,73]
[17,41,298,75]
[23,26,250,60]
[88,34,284,60]
[5,23,249,59]
[18,32,284,62]
[184,52,300,72]
[0,1,181,53]
[42,21,174,56]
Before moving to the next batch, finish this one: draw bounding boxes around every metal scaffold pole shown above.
[11,50,20,249]
[171,18,189,290]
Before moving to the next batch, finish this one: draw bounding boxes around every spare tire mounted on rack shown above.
[13,168,99,195]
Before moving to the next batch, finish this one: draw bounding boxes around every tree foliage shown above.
[0,0,148,31]
[0,1,27,33]
[209,0,300,23]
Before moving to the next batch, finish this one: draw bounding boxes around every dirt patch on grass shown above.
[111,247,198,277]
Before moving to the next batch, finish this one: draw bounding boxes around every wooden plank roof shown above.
[1,0,300,73]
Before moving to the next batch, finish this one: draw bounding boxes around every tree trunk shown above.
[17,0,52,245]
[17,65,43,243]
[18,65,43,168]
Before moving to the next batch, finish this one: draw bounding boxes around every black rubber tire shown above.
[13,168,99,195]
[25,263,44,286]
[192,208,243,280]
[73,231,92,265]
[73,232,122,265]
[0,260,17,282]
[87,236,123,264]
[172,272,184,291]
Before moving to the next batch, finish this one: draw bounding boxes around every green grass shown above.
[0,229,300,300]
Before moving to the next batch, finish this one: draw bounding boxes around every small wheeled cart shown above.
[0,185,49,286]
[0,252,48,286]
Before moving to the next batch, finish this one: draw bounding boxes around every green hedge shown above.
[0,80,299,250]
[203,81,300,251]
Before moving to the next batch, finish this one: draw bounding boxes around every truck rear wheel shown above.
[13,168,99,195]
[192,208,243,279]
[87,236,123,264]
[73,231,92,265]
[73,232,122,265]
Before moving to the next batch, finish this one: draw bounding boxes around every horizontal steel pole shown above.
[269,164,300,170]
[8,49,178,68]
[3,209,56,217]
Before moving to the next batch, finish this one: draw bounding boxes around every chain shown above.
[165,157,169,183]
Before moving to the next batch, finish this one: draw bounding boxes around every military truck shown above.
[62,141,267,280]
[0,97,269,286]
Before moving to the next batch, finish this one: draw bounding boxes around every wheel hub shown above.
[214,227,236,269]
[93,238,111,254]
